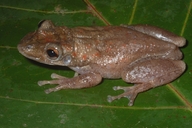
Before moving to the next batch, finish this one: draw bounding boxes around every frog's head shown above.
[18,20,74,66]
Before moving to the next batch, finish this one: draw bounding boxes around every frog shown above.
[17,20,186,106]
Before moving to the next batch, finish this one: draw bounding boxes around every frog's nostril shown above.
[26,44,34,51]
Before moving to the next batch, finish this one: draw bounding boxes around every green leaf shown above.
[1,0,192,127]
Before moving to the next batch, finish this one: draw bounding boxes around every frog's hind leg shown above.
[122,24,186,47]
[108,59,185,106]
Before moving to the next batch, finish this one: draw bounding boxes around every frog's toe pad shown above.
[38,81,50,86]
[44,87,58,94]
[107,95,117,103]
[51,73,67,79]
[112,86,118,90]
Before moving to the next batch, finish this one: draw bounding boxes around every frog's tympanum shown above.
[18,20,186,106]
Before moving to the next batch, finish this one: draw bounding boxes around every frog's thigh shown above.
[121,59,185,86]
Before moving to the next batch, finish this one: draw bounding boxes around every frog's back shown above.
[72,26,182,64]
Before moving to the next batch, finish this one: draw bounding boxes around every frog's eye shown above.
[45,43,62,61]
[47,49,59,58]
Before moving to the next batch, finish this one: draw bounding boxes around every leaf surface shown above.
[0,0,192,127]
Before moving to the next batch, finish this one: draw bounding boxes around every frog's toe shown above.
[38,80,58,86]
[45,88,54,94]
[107,95,115,103]
[51,73,67,79]
[107,95,125,103]
[51,72,77,79]
[112,86,118,90]
[44,85,64,94]
[38,73,68,86]
[113,86,133,91]
[38,80,50,86]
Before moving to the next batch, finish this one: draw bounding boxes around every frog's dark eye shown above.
[47,49,58,58]
[45,43,62,61]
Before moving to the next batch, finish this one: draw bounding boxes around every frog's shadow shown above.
[27,58,105,84]
[27,59,71,72]
[26,58,103,84]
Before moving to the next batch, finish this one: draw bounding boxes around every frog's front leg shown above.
[38,72,102,94]
[108,59,185,106]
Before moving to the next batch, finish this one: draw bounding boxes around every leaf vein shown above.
[180,0,192,36]
[84,0,111,25]
[0,95,189,110]
[0,5,89,14]
[128,0,138,24]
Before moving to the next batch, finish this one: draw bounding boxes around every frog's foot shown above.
[37,72,102,94]
[38,73,67,86]
[107,86,138,106]
[107,84,151,106]
[38,72,78,86]
[37,73,69,94]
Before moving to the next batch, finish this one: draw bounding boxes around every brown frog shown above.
[18,20,186,106]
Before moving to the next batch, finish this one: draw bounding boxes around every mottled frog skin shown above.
[18,20,186,106]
